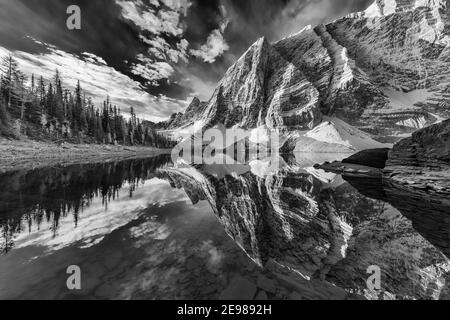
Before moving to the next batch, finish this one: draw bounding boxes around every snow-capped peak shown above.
[364,0,447,17]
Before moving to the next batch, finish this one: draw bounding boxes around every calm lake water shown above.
[0,154,449,300]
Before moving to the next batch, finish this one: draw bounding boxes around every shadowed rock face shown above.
[384,118,450,193]
[158,162,450,300]
[160,0,450,139]
[155,97,208,131]
[387,119,450,168]
[343,148,390,169]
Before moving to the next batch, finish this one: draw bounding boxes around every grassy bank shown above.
[0,138,171,173]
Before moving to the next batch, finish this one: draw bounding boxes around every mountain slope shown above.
[160,0,450,145]
[303,117,391,152]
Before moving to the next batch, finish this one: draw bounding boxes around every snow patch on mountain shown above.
[157,0,450,147]
[396,116,428,128]
[363,0,447,17]
[382,88,434,112]
[305,117,391,151]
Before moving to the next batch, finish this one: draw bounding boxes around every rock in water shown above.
[343,148,391,169]
[219,276,257,300]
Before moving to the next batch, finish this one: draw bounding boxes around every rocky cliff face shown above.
[156,97,208,131]
[384,118,450,192]
[161,0,449,145]
[328,0,450,134]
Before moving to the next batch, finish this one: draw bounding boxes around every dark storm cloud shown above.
[179,0,373,100]
[0,0,374,120]
[223,0,373,45]
[0,0,143,71]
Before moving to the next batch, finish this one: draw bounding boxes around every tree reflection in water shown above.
[0,155,172,253]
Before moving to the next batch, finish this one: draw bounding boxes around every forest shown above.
[0,54,174,148]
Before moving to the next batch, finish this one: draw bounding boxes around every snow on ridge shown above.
[362,0,447,18]
[382,88,434,112]
[305,116,391,150]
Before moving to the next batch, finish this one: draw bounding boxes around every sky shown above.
[0,0,373,122]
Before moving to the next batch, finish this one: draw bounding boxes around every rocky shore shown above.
[0,138,169,173]
[384,119,450,195]
[313,148,390,177]
[316,119,450,195]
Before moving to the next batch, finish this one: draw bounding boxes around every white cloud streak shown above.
[190,29,230,64]
[0,44,187,122]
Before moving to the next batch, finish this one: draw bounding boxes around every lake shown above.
[0,154,449,300]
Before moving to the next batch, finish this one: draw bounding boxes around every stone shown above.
[95,283,115,298]
[219,276,257,300]
[186,257,203,271]
[289,292,304,300]
[201,284,218,296]
[104,251,122,270]
[255,291,269,300]
[257,275,277,294]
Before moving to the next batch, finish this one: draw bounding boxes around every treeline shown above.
[0,55,174,148]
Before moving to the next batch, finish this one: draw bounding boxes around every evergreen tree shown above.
[0,55,19,112]
[53,71,65,122]
[0,53,176,147]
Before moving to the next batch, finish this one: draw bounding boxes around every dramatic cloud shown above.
[0,42,186,122]
[115,0,189,37]
[190,29,230,63]
[114,0,194,91]
[0,0,373,122]
[141,36,189,64]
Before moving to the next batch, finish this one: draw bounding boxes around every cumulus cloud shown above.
[190,29,230,63]
[131,56,175,85]
[0,0,373,123]
[116,0,188,36]
[115,0,193,88]
[140,36,189,65]
[13,179,190,253]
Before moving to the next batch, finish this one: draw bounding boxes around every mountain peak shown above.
[250,36,270,53]
[363,0,447,17]
[161,0,449,142]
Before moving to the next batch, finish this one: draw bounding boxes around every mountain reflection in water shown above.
[0,154,449,300]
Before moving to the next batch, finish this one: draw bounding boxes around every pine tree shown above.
[25,77,42,125]
[0,55,19,112]
[45,83,54,117]
[53,71,65,123]
[0,54,176,146]
[73,80,83,131]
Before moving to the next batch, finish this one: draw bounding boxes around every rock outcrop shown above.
[342,148,391,169]
[156,97,208,131]
[384,118,450,193]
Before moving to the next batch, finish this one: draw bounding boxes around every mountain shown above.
[298,117,391,153]
[159,0,449,149]
[155,97,208,131]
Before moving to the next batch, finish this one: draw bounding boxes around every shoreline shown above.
[0,138,171,173]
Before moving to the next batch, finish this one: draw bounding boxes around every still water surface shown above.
[0,154,449,300]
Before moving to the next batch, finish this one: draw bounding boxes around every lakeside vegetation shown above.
[0,54,175,148]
